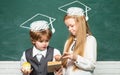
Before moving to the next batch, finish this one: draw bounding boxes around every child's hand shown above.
[54,55,61,61]
[21,62,32,75]
[61,52,77,61]
[21,68,33,75]
[54,67,63,75]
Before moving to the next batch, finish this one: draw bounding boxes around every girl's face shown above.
[34,36,49,50]
[64,18,77,36]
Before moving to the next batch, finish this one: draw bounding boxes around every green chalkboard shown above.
[0,0,120,61]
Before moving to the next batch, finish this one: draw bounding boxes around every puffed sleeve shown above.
[20,51,27,66]
[74,35,97,71]
[52,48,61,61]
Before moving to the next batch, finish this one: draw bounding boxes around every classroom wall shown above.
[0,0,120,61]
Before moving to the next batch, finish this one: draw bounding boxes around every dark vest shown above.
[25,46,54,75]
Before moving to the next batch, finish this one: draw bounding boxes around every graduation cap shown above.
[20,13,56,33]
[58,0,91,21]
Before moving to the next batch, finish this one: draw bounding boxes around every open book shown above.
[47,61,61,72]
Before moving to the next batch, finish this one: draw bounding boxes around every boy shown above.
[20,20,61,75]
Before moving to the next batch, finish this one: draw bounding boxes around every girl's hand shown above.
[61,52,77,61]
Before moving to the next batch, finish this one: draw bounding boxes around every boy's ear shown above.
[32,41,35,45]
[30,38,36,45]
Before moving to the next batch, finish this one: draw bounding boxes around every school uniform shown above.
[21,46,61,75]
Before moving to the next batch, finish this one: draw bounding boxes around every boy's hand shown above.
[54,55,61,61]
[54,67,63,75]
[21,62,32,75]
[21,68,33,75]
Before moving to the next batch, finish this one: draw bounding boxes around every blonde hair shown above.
[29,29,52,45]
[62,15,91,70]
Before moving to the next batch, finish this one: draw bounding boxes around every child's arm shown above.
[53,48,61,61]
[20,52,32,75]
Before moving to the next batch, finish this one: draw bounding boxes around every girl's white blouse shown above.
[63,35,97,75]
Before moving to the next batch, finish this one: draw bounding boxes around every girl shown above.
[61,7,97,75]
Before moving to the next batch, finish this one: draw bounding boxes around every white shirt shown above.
[20,46,61,65]
[63,35,97,75]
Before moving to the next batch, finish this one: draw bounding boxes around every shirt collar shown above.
[32,46,47,57]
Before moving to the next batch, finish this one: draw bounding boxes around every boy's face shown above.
[34,36,50,50]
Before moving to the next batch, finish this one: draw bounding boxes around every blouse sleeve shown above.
[20,51,27,66]
[74,35,97,71]
[52,48,61,61]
